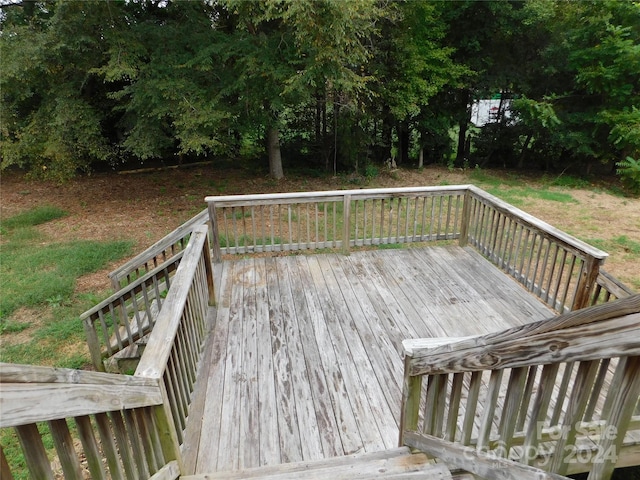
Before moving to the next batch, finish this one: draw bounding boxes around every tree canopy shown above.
[1,0,638,183]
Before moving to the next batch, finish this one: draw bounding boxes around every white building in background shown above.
[471,97,513,127]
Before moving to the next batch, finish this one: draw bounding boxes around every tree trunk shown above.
[267,126,284,180]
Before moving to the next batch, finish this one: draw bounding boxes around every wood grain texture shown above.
[193,246,555,472]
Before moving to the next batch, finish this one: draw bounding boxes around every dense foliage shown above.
[1,0,638,182]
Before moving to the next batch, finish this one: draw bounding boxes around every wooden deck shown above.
[190,245,555,474]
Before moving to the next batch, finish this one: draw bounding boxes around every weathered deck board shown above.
[195,246,555,473]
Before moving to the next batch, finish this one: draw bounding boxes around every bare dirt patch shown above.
[2,165,638,293]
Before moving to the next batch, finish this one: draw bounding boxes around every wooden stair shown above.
[181,447,473,479]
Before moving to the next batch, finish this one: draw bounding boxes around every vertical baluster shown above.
[497,367,529,457]
[436,196,444,239]
[423,374,448,437]
[559,255,578,312]
[523,363,560,465]
[15,424,54,480]
[550,249,568,311]
[446,372,465,442]
[550,362,575,426]
[420,196,428,241]
[516,365,539,433]
[100,308,116,356]
[76,415,108,479]
[584,358,611,422]
[503,219,517,271]
[49,419,84,480]
[462,371,482,445]
[589,356,640,480]
[549,360,600,474]
[124,409,151,478]
[477,369,504,450]
[109,410,137,479]
[517,229,531,283]
[94,412,125,479]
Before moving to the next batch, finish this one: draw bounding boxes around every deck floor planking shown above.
[194,245,556,473]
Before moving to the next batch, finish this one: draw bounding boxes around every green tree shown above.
[1,1,115,180]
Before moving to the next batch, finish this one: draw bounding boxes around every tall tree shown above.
[1,1,115,180]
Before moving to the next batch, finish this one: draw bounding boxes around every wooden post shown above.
[459,189,472,247]
[83,319,105,372]
[208,202,222,263]
[399,355,422,447]
[153,382,185,474]
[342,194,351,254]
[572,256,603,310]
[202,232,216,306]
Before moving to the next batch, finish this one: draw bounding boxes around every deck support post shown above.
[208,202,222,263]
[399,355,422,448]
[342,194,351,254]
[572,256,603,310]
[154,382,185,475]
[202,234,216,306]
[458,189,472,247]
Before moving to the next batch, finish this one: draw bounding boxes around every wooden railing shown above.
[108,209,209,289]
[82,251,185,371]
[465,186,610,312]
[205,186,468,261]
[205,185,627,313]
[1,226,215,479]
[135,225,215,450]
[400,294,640,480]
[0,363,181,480]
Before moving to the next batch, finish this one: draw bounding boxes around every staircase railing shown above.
[399,294,640,480]
[1,226,215,479]
[108,209,209,290]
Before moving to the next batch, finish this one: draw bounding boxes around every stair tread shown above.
[182,447,453,480]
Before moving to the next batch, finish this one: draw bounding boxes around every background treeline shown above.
[1,0,639,183]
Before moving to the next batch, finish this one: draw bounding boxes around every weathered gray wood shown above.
[407,295,640,375]
[196,246,559,471]
[136,228,209,379]
[0,446,13,480]
[183,447,451,480]
[467,186,608,262]
[48,418,83,480]
[293,255,363,456]
[588,356,640,480]
[404,431,571,480]
[0,382,162,427]
[0,362,157,385]
[76,415,107,479]
[283,256,344,458]
[148,460,181,480]
[16,423,54,480]
[194,263,231,470]
[109,208,208,286]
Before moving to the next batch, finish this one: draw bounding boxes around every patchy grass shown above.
[0,205,67,231]
[0,206,132,358]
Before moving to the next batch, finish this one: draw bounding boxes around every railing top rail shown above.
[467,185,609,260]
[135,225,209,380]
[0,363,162,428]
[205,185,472,205]
[108,208,208,283]
[406,294,640,376]
[0,362,157,386]
[80,250,185,321]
